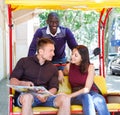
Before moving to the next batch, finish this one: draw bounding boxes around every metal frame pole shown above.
[8,4,13,74]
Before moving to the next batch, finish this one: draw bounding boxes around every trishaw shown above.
[5,0,120,114]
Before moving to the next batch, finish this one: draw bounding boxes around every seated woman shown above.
[65,45,110,115]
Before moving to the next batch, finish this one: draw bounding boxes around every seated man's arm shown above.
[10,78,34,86]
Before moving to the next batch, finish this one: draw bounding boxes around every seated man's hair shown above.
[37,38,55,53]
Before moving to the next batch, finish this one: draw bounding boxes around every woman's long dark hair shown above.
[75,45,90,73]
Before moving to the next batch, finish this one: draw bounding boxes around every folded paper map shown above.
[7,84,53,97]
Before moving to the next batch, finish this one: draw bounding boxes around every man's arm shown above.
[10,78,34,86]
[66,28,78,49]
[10,78,20,85]
[10,58,34,86]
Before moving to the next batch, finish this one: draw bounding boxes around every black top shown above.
[10,55,59,90]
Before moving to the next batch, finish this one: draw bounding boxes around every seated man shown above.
[9,38,70,115]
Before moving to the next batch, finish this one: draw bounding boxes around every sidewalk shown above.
[0,78,8,115]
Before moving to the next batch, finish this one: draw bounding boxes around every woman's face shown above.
[70,48,82,65]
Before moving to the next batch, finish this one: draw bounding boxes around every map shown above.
[7,84,53,97]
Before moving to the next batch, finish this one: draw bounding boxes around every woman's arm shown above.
[63,63,70,76]
[85,64,95,91]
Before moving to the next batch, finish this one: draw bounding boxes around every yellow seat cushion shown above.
[13,106,58,114]
[71,105,82,110]
[13,103,120,113]
[107,103,120,112]
[13,105,83,114]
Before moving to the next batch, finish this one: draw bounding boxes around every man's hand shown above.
[20,81,34,86]
[37,95,48,102]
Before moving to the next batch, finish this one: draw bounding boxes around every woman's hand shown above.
[67,94,73,99]
[58,70,64,84]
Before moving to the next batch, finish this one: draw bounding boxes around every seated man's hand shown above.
[20,81,34,86]
[37,95,48,102]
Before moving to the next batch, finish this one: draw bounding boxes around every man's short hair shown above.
[47,12,59,20]
[37,38,55,53]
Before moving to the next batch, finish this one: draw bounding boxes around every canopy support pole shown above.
[8,4,13,74]
[98,8,112,77]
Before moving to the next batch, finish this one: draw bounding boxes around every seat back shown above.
[58,75,108,96]
[94,75,108,95]
[58,76,71,94]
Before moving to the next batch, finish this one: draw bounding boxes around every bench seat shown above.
[9,76,120,115]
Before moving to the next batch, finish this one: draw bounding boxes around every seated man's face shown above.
[40,44,55,61]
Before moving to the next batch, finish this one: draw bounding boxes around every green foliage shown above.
[38,10,100,49]
[114,8,120,13]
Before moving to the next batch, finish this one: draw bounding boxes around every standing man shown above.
[10,38,70,115]
[28,12,78,82]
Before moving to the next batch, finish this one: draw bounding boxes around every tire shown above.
[110,68,115,75]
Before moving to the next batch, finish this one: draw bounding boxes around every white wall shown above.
[0,4,40,80]
[0,27,4,80]
[0,0,8,80]
[15,22,28,62]
[14,19,35,65]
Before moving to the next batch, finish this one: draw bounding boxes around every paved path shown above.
[106,74,120,92]
[0,78,8,115]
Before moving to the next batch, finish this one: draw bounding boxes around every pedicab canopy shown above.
[5,0,120,11]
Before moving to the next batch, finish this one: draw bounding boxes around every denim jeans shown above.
[71,91,110,115]
[52,57,67,70]
[16,93,57,108]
